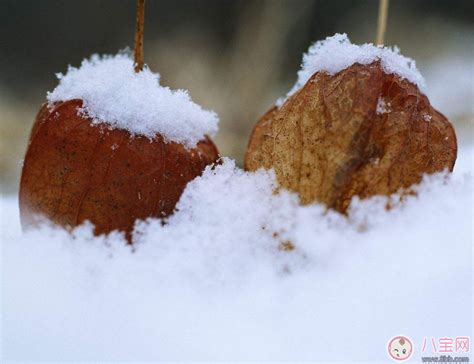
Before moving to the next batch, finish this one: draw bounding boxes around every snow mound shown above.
[2,147,472,360]
[47,53,219,148]
[277,33,425,106]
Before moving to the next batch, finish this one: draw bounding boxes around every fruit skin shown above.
[20,99,219,240]
[245,61,457,213]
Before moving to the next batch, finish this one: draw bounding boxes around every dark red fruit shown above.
[20,99,219,240]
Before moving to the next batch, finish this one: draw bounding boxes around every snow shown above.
[2,143,473,362]
[277,33,426,106]
[376,97,390,114]
[47,53,219,148]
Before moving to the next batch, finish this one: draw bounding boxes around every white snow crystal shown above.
[47,53,219,148]
[2,147,472,361]
[376,97,391,114]
[277,33,426,106]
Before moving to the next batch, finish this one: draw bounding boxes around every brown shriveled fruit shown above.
[245,61,457,213]
[19,99,219,240]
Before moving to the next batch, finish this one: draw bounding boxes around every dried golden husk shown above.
[245,61,457,213]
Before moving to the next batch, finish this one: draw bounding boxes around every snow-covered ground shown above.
[1,34,472,362]
[1,142,472,362]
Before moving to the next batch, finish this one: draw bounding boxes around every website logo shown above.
[388,335,414,361]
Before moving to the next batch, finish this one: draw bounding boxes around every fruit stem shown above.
[376,0,389,45]
[134,0,145,72]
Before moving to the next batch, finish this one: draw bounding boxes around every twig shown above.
[134,0,146,72]
[376,0,389,45]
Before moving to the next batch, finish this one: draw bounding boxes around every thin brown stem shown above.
[134,0,145,72]
[376,0,389,45]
